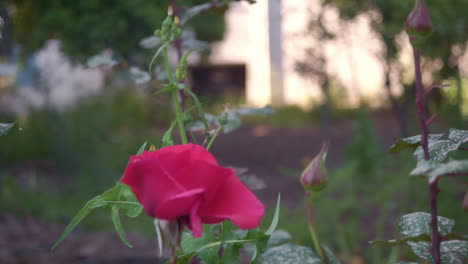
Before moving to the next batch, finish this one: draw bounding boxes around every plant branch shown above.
[412,47,441,264]
[306,197,324,260]
[164,46,188,144]
[170,219,184,264]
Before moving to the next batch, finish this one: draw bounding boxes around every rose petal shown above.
[157,144,218,166]
[188,199,203,237]
[122,152,189,217]
[155,188,205,220]
[198,169,265,229]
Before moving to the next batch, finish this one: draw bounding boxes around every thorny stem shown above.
[164,46,188,144]
[205,126,222,151]
[306,197,324,260]
[170,219,184,264]
[169,0,194,143]
[412,46,441,264]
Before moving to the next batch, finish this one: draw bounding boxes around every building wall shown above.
[209,1,390,108]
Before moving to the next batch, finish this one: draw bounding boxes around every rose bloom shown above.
[121,143,265,237]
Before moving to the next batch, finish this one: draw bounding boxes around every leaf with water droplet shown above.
[390,134,444,153]
[399,212,455,237]
[0,123,15,136]
[262,243,324,264]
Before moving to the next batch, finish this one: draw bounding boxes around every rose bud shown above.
[405,0,432,39]
[121,143,264,238]
[301,141,330,192]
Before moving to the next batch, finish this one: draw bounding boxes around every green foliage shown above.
[322,0,468,77]
[262,243,324,264]
[52,142,147,249]
[390,134,445,153]
[345,107,382,178]
[408,240,468,264]
[188,106,275,133]
[8,0,226,59]
[178,194,281,264]
[371,211,468,263]
[0,122,14,136]
[390,129,468,182]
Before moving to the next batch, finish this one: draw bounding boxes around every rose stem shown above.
[170,219,184,264]
[306,195,324,259]
[205,126,222,150]
[164,45,188,144]
[169,0,195,144]
[412,47,441,264]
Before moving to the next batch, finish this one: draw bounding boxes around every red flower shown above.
[121,143,265,237]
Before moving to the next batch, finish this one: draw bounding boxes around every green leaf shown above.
[162,121,176,147]
[267,230,292,247]
[407,242,432,262]
[323,246,341,264]
[183,87,209,133]
[370,234,431,246]
[440,240,468,264]
[266,194,281,236]
[425,160,468,183]
[390,134,444,153]
[0,123,15,136]
[399,212,455,237]
[221,114,242,133]
[262,243,324,264]
[111,205,132,248]
[181,225,221,264]
[221,106,275,133]
[410,160,441,177]
[165,252,196,264]
[119,184,143,218]
[408,240,468,264]
[153,83,176,95]
[148,42,169,73]
[395,262,419,264]
[414,140,460,162]
[232,106,275,116]
[136,141,148,155]
[51,184,121,249]
[448,129,468,143]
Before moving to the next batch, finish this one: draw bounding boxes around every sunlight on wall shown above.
[210,1,465,109]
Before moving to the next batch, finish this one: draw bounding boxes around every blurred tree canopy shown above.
[322,0,468,78]
[5,0,226,59]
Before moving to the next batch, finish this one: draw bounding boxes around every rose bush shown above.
[121,143,265,237]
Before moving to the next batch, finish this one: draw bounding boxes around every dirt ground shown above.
[0,112,401,264]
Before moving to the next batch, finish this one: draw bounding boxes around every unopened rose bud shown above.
[301,141,330,192]
[405,0,432,39]
[463,192,468,211]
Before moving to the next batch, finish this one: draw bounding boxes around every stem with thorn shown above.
[412,46,441,264]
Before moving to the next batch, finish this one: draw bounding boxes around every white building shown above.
[209,0,389,108]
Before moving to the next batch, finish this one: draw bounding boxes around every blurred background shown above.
[0,0,467,263]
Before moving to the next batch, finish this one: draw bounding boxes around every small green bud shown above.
[405,0,432,42]
[154,29,162,37]
[149,144,156,151]
[161,15,173,41]
[218,113,229,126]
[300,141,330,193]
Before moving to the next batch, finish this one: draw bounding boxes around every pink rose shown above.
[121,143,265,237]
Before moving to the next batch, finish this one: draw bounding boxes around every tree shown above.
[303,0,468,135]
[6,0,226,60]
